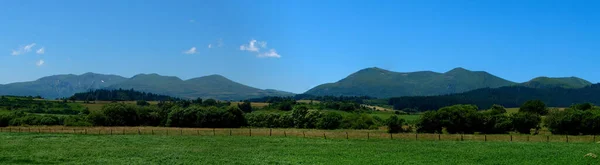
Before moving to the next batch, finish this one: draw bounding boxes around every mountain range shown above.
[304,67,592,98]
[0,73,294,100]
[0,67,593,100]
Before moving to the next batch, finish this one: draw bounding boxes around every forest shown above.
[389,84,600,111]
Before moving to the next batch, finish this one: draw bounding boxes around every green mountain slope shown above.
[0,73,127,99]
[304,67,518,98]
[0,73,294,100]
[108,74,294,100]
[520,77,592,89]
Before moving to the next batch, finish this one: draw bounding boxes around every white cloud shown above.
[36,47,45,54]
[208,44,213,49]
[36,59,45,66]
[240,40,260,52]
[258,41,267,48]
[258,49,281,58]
[217,38,223,47]
[240,39,282,58]
[11,43,36,55]
[183,47,197,54]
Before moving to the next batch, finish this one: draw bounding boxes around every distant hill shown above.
[388,84,600,111]
[304,67,517,98]
[0,73,294,100]
[108,74,295,100]
[0,73,127,99]
[520,77,592,89]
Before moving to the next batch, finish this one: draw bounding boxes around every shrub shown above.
[317,112,343,129]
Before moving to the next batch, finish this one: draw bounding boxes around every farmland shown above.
[0,132,599,164]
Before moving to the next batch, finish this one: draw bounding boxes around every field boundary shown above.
[0,126,597,143]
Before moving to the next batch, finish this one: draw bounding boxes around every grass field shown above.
[0,132,598,164]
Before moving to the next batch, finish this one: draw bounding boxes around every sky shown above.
[1,0,599,93]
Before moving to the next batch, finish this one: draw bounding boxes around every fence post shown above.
[284,131,287,137]
[324,133,326,139]
[213,128,216,136]
[415,133,418,141]
[197,130,200,136]
[367,132,370,140]
[303,131,306,138]
[152,129,154,135]
[85,129,87,135]
[547,135,549,142]
[180,129,182,135]
[390,133,393,140]
[484,134,487,142]
[594,135,596,142]
[19,128,21,132]
[29,128,31,132]
[249,127,252,137]
[566,135,568,143]
[510,135,512,142]
[167,129,169,135]
[73,129,75,134]
[38,128,41,133]
[438,134,441,141]
[270,128,272,136]
[138,128,141,135]
[460,134,463,141]
[110,129,113,135]
[229,129,232,136]
[123,129,125,135]
[346,132,349,139]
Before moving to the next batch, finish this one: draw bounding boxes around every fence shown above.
[0,126,597,143]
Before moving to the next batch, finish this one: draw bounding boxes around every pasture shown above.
[0,132,598,164]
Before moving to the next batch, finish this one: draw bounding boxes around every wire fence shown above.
[0,126,597,143]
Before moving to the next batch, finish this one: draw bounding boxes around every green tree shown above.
[238,101,253,113]
[489,104,507,115]
[203,99,217,106]
[316,112,343,129]
[519,100,548,115]
[511,112,541,134]
[136,100,150,106]
[571,103,594,111]
[101,103,139,126]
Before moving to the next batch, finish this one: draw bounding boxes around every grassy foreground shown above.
[0,133,599,164]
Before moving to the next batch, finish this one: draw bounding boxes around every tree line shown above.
[70,89,180,102]
[389,84,600,111]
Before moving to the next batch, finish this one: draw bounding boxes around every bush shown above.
[102,103,139,126]
[87,111,107,126]
[386,115,405,133]
[136,100,150,106]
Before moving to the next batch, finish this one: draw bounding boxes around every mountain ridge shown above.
[304,67,593,98]
[0,72,294,100]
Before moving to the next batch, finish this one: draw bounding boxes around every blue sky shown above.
[1,0,599,93]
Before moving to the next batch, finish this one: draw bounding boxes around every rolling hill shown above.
[304,67,518,98]
[520,76,592,89]
[0,73,294,100]
[108,74,294,100]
